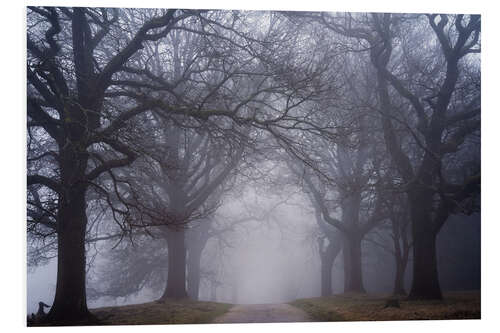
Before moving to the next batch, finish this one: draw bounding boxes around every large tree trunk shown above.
[320,241,341,296]
[186,222,210,300]
[391,215,409,296]
[393,258,407,296]
[46,185,92,322]
[187,243,203,300]
[375,64,444,300]
[160,229,188,300]
[407,189,442,300]
[343,233,365,293]
[320,254,333,296]
[46,120,94,323]
[339,190,365,294]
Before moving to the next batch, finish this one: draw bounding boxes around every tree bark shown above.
[392,217,410,296]
[46,103,94,322]
[407,189,442,300]
[340,191,365,294]
[46,186,92,322]
[187,242,203,300]
[186,221,211,300]
[320,255,333,296]
[319,241,341,296]
[393,258,407,295]
[343,233,365,293]
[374,52,443,300]
[160,229,188,300]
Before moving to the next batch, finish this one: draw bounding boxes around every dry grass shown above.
[291,291,480,322]
[90,298,232,326]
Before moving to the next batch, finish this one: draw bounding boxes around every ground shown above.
[213,303,311,323]
[28,291,480,326]
[290,291,480,321]
[91,298,231,325]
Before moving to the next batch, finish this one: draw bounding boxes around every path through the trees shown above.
[213,303,311,323]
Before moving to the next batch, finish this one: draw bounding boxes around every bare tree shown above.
[317,12,480,299]
[27,8,481,321]
[27,7,328,321]
[367,179,412,296]
[26,7,220,321]
[315,214,342,296]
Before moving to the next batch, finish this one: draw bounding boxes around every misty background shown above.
[25,5,481,324]
[28,185,480,314]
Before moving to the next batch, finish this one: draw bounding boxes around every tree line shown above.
[27,8,480,323]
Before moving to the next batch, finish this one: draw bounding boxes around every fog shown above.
[26,7,480,324]
[28,184,322,312]
[28,181,480,314]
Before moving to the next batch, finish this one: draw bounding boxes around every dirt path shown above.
[213,303,311,324]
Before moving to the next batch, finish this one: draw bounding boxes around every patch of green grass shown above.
[91,298,232,325]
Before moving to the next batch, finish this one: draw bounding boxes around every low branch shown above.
[86,138,138,181]
[27,174,63,195]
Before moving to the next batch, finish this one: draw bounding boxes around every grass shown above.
[290,290,480,322]
[28,291,480,326]
[90,298,232,326]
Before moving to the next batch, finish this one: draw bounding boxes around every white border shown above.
[5,0,499,332]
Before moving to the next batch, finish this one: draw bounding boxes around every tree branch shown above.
[86,138,138,181]
[27,174,63,195]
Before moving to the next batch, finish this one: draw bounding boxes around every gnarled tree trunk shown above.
[160,229,188,300]
[340,192,365,294]
[342,233,365,293]
[47,185,91,322]
[46,101,95,322]
[391,210,410,296]
[407,189,442,300]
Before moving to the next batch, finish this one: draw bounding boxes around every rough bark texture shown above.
[389,198,411,296]
[46,186,91,322]
[343,233,365,293]
[161,229,188,299]
[341,193,366,293]
[46,100,96,322]
[407,189,442,300]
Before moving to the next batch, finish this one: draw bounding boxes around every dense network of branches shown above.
[26,7,480,323]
